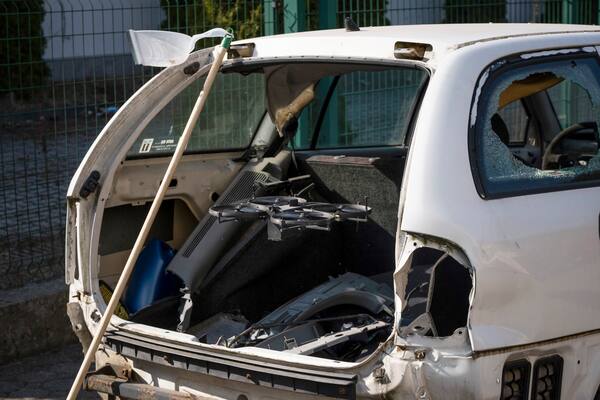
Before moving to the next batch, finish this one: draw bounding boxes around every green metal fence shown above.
[0,0,598,290]
[338,0,599,25]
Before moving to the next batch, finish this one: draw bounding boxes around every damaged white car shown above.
[66,23,600,399]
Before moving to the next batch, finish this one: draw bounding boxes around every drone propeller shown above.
[209,203,268,222]
[249,196,306,210]
[303,203,371,221]
[270,209,333,231]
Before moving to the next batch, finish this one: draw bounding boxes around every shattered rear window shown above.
[475,56,600,197]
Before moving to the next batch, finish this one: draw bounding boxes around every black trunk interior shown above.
[188,149,407,325]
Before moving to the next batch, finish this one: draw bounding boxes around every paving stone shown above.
[0,343,100,400]
[0,381,21,395]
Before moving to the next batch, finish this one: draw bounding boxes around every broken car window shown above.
[548,79,596,129]
[495,100,531,145]
[475,57,600,197]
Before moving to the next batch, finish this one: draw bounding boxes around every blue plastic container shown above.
[122,239,181,314]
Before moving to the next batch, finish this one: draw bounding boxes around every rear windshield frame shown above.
[126,57,431,160]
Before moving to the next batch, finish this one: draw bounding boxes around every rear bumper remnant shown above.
[104,329,358,399]
[85,373,196,400]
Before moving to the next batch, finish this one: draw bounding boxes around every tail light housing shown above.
[531,355,563,400]
[501,359,531,400]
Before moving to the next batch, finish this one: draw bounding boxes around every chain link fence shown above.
[0,0,269,290]
[0,0,598,290]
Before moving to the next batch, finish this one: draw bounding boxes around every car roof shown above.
[234,23,600,63]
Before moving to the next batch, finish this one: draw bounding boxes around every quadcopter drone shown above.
[209,194,372,241]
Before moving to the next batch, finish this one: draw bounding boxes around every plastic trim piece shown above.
[104,329,358,399]
[501,359,531,400]
[530,355,564,400]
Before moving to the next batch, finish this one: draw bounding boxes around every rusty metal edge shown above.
[85,374,201,400]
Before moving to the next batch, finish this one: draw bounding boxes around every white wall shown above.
[42,0,164,60]
[386,0,540,25]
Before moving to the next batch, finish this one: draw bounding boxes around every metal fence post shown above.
[561,0,573,23]
[283,0,306,33]
[263,0,276,35]
[319,0,337,29]
[314,0,339,148]
[284,0,309,146]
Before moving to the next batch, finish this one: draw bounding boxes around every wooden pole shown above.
[66,35,232,400]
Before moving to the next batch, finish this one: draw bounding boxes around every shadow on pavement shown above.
[0,343,99,399]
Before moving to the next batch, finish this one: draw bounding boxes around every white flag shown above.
[129,28,229,67]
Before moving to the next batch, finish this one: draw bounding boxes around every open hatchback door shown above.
[65,32,433,397]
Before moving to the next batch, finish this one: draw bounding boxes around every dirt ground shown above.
[0,343,99,400]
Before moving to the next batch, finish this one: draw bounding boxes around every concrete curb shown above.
[0,278,76,364]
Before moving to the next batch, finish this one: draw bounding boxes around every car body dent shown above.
[393,233,474,355]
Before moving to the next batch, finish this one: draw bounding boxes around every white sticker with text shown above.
[139,138,154,153]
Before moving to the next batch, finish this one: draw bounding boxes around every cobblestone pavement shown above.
[0,343,100,399]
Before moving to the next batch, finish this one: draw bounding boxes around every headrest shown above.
[491,113,510,145]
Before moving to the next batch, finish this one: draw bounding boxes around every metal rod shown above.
[66,34,233,400]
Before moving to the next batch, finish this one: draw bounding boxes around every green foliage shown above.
[444,0,507,23]
[160,0,263,40]
[0,0,49,97]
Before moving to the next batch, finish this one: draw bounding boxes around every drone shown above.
[209,195,372,241]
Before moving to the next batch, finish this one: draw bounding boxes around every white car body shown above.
[66,24,600,399]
